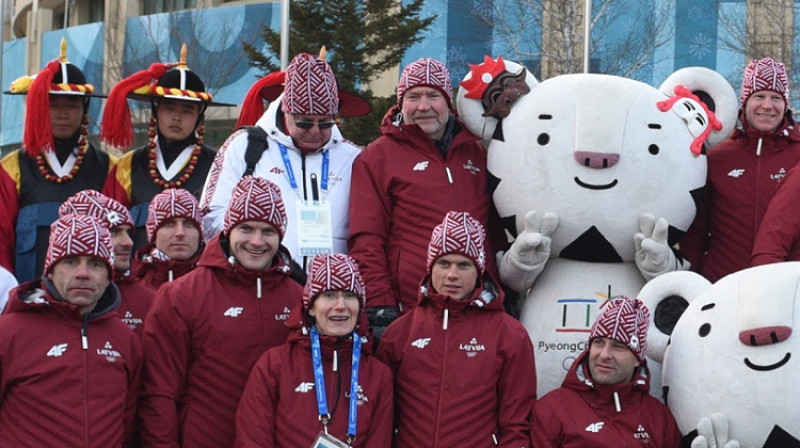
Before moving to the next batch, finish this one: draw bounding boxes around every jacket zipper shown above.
[433,306,450,446]
[82,319,90,448]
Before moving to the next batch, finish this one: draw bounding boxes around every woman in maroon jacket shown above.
[235,254,393,448]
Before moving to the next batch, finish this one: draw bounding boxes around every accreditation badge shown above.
[310,431,350,448]
[296,200,334,256]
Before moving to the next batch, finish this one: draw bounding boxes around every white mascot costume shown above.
[456,57,738,397]
[638,264,800,447]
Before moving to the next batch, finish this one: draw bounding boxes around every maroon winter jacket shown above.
[114,270,156,339]
[235,303,394,447]
[0,278,142,447]
[531,350,681,448]
[131,243,202,290]
[376,274,535,447]
[681,112,800,282]
[138,234,304,448]
[752,161,800,264]
[348,107,493,312]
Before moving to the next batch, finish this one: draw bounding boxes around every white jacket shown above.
[199,97,360,268]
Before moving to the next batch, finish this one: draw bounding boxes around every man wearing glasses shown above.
[200,52,364,272]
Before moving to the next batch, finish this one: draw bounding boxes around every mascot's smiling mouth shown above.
[744,353,791,371]
[574,177,618,190]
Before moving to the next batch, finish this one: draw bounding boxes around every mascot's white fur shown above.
[456,58,738,397]
[638,264,800,448]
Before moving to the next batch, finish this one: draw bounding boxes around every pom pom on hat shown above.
[303,253,366,311]
[396,58,453,108]
[589,297,651,362]
[44,214,114,276]
[740,57,790,107]
[59,190,134,230]
[146,189,202,244]
[427,211,486,274]
[223,176,287,239]
[281,53,339,117]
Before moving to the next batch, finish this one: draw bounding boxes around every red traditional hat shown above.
[100,44,234,149]
[396,57,453,108]
[427,211,486,274]
[44,214,114,275]
[236,49,371,128]
[6,38,103,157]
[589,297,650,362]
[740,57,790,107]
[59,190,134,230]
[302,253,367,311]
[223,176,287,239]
[146,188,202,244]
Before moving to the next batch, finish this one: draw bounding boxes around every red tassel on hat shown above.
[23,60,61,157]
[235,71,285,128]
[100,63,170,149]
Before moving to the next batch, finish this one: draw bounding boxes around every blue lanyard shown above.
[310,326,361,439]
[278,143,330,200]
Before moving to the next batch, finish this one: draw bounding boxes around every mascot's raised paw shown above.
[500,211,558,290]
[691,414,740,448]
[635,214,688,281]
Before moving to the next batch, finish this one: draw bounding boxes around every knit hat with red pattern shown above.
[145,188,202,244]
[303,253,366,311]
[740,57,790,107]
[281,53,339,117]
[44,214,114,276]
[427,211,486,275]
[224,176,287,240]
[396,58,453,108]
[59,190,134,230]
[589,297,650,362]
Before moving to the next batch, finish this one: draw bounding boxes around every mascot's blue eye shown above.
[537,133,550,146]
[698,323,711,337]
[648,144,659,155]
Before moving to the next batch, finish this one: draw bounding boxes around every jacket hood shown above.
[254,96,346,154]
[132,243,202,282]
[561,348,651,412]
[195,233,295,289]
[378,105,478,155]
[8,277,121,321]
[284,301,373,356]
[730,108,800,149]
[416,271,506,315]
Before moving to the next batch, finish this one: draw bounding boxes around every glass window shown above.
[144,0,198,15]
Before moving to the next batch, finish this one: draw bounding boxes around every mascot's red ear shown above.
[657,85,722,157]
[637,271,710,363]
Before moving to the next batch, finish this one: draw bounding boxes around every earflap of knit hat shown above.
[589,297,651,362]
[281,52,339,117]
[223,176,287,239]
[44,214,114,276]
[302,253,367,311]
[396,57,453,107]
[426,211,486,274]
[739,57,790,107]
[59,190,134,230]
[145,188,202,244]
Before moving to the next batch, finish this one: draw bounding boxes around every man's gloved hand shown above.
[635,214,687,280]
[367,305,400,342]
[507,210,558,271]
[691,413,740,448]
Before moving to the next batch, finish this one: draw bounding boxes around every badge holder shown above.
[310,431,351,448]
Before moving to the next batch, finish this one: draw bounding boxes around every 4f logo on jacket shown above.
[411,338,431,349]
[295,382,315,393]
[224,307,244,317]
[413,161,429,171]
[727,168,745,178]
[585,421,605,433]
[47,343,68,357]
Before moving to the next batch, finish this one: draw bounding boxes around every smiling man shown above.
[681,57,800,283]
[531,297,681,447]
[348,58,496,339]
[377,211,535,447]
[140,176,303,448]
[0,214,141,447]
[132,188,203,290]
